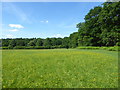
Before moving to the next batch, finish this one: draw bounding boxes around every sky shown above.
[2,2,103,39]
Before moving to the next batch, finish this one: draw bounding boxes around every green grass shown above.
[2,49,118,88]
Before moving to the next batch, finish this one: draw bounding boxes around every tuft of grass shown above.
[2,49,118,88]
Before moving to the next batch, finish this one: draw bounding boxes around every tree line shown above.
[1,37,70,49]
[1,2,120,49]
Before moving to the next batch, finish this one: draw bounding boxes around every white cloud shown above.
[9,24,24,28]
[52,34,63,38]
[46,20,49,23]
[9,29,19,32]
[40,20,49,23]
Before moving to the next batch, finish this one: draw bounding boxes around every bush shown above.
[34,46,51,49]
[8,46,14,49]
[2,47,9,49]
[107,46,119,51]
[101,47,108,50]
[14,46,26,49]
[77,46,120,51]
[34,46,43,49]
[116,42,120,46]
[77,46,100,49]
[25,46,35,49]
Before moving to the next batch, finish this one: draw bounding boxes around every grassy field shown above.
[2,49,118,88]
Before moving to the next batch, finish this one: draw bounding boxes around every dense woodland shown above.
[1,2,120,49]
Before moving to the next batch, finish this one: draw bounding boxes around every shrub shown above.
[2,47,9,49]
[34,46,43,49]
[14,46,26,49]
[101,47,108,50]
[77,46,100,49]
[116,42,120,46]
[8,46,14,49]
[107,46,119,51]
[77,46,120,51]
[25,46,35,49]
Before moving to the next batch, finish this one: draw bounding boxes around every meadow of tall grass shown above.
[2,49,118,88]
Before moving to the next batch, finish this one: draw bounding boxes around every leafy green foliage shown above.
[36,38,43,46]
[69,32,78,48]
[8,40,16,48]
[77,2,120,46]
[27,39,36,46]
